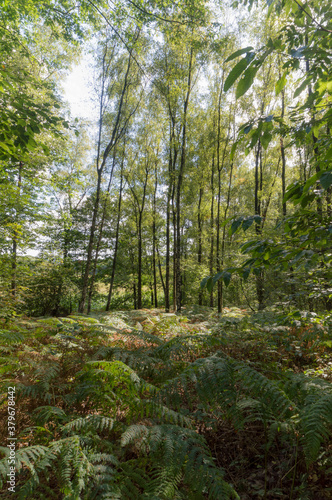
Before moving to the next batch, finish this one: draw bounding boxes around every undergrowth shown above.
[0,306,331,499]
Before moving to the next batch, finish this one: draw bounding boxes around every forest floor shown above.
[0,305,332,499]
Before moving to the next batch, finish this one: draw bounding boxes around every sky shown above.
[61,56,96,122]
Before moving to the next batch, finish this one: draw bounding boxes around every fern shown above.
[300,392,332,465]
[62,415,115,434]
[0,329,24,344]
[121,424,238,499]
[18,362,62,403]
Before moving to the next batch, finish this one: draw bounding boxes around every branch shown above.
[292,0,332,34]
[125,0,190,25]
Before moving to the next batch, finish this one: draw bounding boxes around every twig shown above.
[292,0,332,34]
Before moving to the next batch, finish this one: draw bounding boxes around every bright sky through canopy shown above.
[62,57,96,121]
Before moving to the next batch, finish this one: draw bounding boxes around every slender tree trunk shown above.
[305,30,322,217]
[220,162,234,310]
[79,47,134,313]
[78,170,102,313]
[137,213,143,309]
[106,163,124,311]
[152,166,158,308]
[133,282,137,309]
[254,140,265,310]
[172,183,177,311]
[165,119,176,312]
[280,89,287,217]
[215,89,231,313]
[175,48,193,312]
[198,186,203,305]
[87,149,117,313]
[129,159,149,310]
[156,244,166,297]
[209,156,215,307]
[11,162,22,297]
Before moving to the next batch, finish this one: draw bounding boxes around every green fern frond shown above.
[99,324,164,345]
[234,360,293,418]
[138,400,193,427]
[62,415,115,434]
[0,329,24,344]
[300,392,332,465]
[33,406,67,425]
[93,346,161,377]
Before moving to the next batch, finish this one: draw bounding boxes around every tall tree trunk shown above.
[209,156,215,307]
[11,162,22,297]
[106,163,124,311]
[165,118,177,312]
[172,182,177,311]
[87,148,117,313]
[133,282,137,310]
[216,90,231,313]
[137,213,143,309]
[175,48,193,312]
[220,161,234,310]
[254,140,265,310]
[152,165,158,308]
[198,186,203,305]
[280,89,287,217]
[156,244,166,297]
[129,158,149,310]
[305,29,322,217]
[78,46,134,313]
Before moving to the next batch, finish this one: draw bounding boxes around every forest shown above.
[0,0,331,498]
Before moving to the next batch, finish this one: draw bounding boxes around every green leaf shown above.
[242,217,254,231]
[224,58,249,93]
[241,267,251,280]
[206,277,214,293]
[223,272,232,287]
[225,46,254,63]
[275,71,287,95]
[236,64,260,99]
[200,277,210,289]
[319,171,332,190]
[261,131,272,150]
[290,46,307,58]
[294,77,312,98]
[229,217,244,236]
[230,141,237,160]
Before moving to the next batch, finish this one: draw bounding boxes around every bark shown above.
[197,186,203,305]
[78,45,134,313]
[152,165,158,308]
[220,161,234,310]
[165,116,177,312]
[106,162,124,310]
[87,148,117,313]
[129,157,149,310]
[216,87,231,313]
[209,156,215,307]
[156,244,166,296]
[11,162,22,297]
[175,48,193,312]
[254,140,265,310]
[280,88,287,216]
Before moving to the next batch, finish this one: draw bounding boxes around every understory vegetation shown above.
[0,307,331,499]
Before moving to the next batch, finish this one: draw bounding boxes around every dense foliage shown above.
[0,0,331,498]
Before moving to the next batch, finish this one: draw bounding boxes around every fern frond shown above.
[300,392,332,465]
[0,329,24,344]
[234,360,293,418]
[33,406,67,425]
[62,415,115,434]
